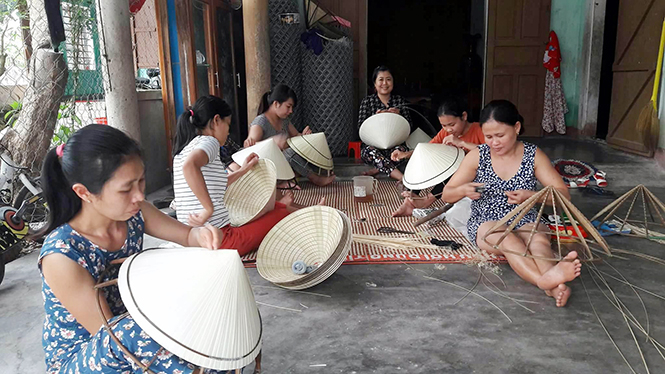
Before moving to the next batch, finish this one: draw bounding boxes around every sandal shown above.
[582,186,614,196]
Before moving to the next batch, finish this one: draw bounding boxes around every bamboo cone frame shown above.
[590,185,665,242]
[481,186,610,262]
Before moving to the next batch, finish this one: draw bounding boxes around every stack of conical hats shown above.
[256,206,352,290]
[402,143,465,190]
[287,132,334,170]
[225,159,277,226]
[359,112,410,149]
[118,248,262,371]
[232,138,295,180]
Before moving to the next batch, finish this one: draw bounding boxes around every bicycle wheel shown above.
[13,184,49,236]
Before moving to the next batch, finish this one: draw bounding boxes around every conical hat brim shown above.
[287,132,334,170]
[405,127,432,150]
[402,143,465,190]
[225,159,277,227]
[118,248,262,370]
[232,138,295,180]
[257,206,351,289]
[359,112,410,149]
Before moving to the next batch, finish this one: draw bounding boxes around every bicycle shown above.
[0,145,48,285]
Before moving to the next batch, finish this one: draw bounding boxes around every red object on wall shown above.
[129,0,147,14]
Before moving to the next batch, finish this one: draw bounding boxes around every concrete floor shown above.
[2,137,665,373]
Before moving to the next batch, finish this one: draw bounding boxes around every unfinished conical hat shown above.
[287,132,334,170]
[232,138,295,180]
[225,159,277,227]
[402,143,465,190]
[256,206,352,290]
[405,127,432,150]
[118,248,262,371]
[359,112,410,149]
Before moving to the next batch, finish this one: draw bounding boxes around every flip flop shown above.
[591,220,631,236]
[582,186,614,196]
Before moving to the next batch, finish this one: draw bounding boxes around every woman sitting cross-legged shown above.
[243,84,335,187]
[391,96,486,217]
[38,124,230,373]
[173,95,319,256]
[443,100,582,307]
[357,65,413,183]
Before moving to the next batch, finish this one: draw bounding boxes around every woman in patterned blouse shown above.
[357,66,413,183]
[37,124,230,373]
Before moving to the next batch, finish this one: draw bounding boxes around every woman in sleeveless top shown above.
[443,100,581,308]
[244,84,335,187]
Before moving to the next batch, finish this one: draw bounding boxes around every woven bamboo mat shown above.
[241,180,505,265]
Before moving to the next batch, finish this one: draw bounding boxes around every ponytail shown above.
[35,124,142,237]
[256,84,297,116]
[173,95,233,157]
[36,148,82,237]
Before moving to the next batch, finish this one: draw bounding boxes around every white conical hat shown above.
[225,159,277,227]
[256,206,352,290]
[402,143,465,190]
[405,127,432,150]
[232,138,295,180]
[118,248,262,371]
[286,132,334,170]
[359,112,410,149]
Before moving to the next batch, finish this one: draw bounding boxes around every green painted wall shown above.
[550,0,587,129]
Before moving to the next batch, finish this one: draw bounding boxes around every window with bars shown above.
[61,2,96,71]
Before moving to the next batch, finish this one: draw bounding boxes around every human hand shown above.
[443,134,463,148]
[188,208,213,227]
[387,107,400,114]
[301,126,312,135]
[243,137,256,148]
[243,152,259,168]
[391,149,406,162]
[505,190,534,205]
[462,182,485,200]
[189,224,222,250]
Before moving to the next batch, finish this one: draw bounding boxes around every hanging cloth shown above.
[542,31,568,134]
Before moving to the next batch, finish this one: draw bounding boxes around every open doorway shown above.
[367,0,485,134]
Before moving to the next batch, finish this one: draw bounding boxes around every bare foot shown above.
[362,168,380,176]
[392,198,415,217]
[310,172,335,187]
[279,190,294,206]
[537,251,582,291]
[546,284,572,307]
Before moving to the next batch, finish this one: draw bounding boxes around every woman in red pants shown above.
[172,95,299,256]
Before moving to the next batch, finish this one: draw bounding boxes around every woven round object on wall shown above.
[287,132,334,170]
[256,206,351,290]
[118,247,262,371]
[232,138,295,180]
[225,159,277,227]
[402,143,465,190]
[359,112,411,149]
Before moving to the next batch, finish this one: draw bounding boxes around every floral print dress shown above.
[38,213,222,374]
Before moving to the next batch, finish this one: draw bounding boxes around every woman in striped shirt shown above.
[172,95,295,256]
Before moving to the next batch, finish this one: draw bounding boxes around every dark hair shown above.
[479,100,525,135]
[257,84,297,115]
[173,95,232,157]
[371,65,392,85]
[38,124,142,236]
[437,96,467,118]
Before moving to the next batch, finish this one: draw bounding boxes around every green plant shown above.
[52,101,82,145]
[3,99,21,127]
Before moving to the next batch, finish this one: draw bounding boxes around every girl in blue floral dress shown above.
[443,100,582,308]
[38,124,228,373]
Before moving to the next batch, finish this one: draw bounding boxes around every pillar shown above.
[243,0,271,123]
[96,0,142,142]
